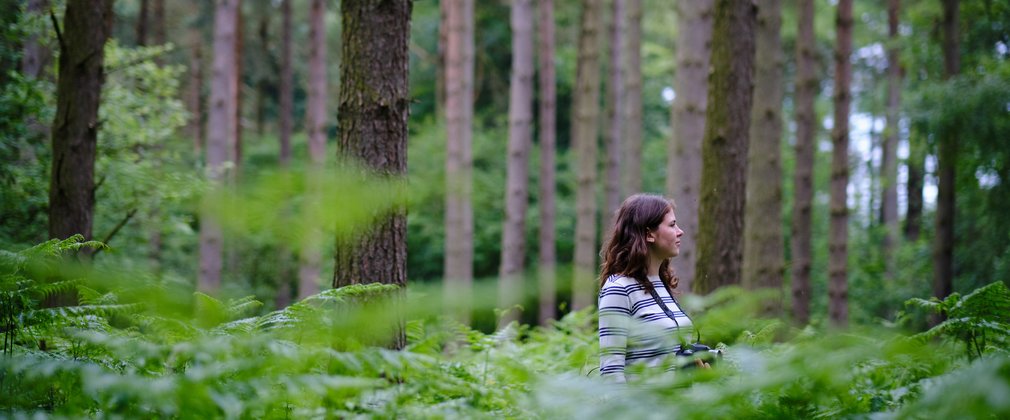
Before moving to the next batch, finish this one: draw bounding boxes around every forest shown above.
[2,0,1010,417]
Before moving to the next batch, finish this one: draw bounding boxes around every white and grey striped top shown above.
[598,274,695,382]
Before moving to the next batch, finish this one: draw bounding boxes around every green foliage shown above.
[906,281,1010,360]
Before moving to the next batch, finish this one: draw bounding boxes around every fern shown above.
[908,282,1010,359]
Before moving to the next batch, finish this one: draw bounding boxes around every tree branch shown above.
[92,209,138,257]
[49,8,65,53]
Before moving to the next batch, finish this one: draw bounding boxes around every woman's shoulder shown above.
[602,274,637,288]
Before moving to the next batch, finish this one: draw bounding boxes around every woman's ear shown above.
[645,229,656,243]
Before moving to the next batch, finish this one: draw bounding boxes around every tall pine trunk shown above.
[603,0,625,230]
[742,0,783,311]
[934,0,959,310]
[445,0,475,324]
[667,0,712,293]
[48,0,115,246]
[791,0,817,325]
[299,0,327,300]
[537,0,558,325]
[137,0,149,46]
[274,0,295,309]
[905,128,924,241]
[828,0,853,328]
[622,0,642,195]
[186,16,204,159]
[693,0,755,294]
[881,0,901,280]
[333,0,411,286]
[571,0,603,310]
[199,0,241,293]
[500,0,535,323]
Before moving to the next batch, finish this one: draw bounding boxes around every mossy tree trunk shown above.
[603,0,625,230]
[571,0,603,310]
[666,0,712,293]
[742,0,783,312]
[881,0,902,281]
[693,0,755,295]
[622,0,642,195]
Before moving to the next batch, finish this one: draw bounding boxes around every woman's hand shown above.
[694,359,711,369]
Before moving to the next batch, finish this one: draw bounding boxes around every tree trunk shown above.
[537,0,557,325]
[666,0,712,293]
[299,0,328,300]
[48,0,115,247]
[904,128,924,241]
[828,0,853,328]
[604,0,626,235]
[742,0,783,312]
[693,0,755,295]
[255,11,269,137]
[881,0,901,281]
[791,0,817,325]
[934,0,958,310]
[21,0,52,80]
[136,0,149,46]
[279,0,293,165]
[275,0,294,308]
[445,0,474,324]
[499,0,535,324]
[333,1,411,283]
[199,0,241,293]
[571,0,603,311]
[152,0,165,46]
[186,20,204,158]
[436,0,448,116]
[334,0,411,349]
[233,10,244,178]
[622,0,642,195]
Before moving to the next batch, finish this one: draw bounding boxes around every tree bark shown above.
[791,0,817,325]
[537,0,557,325]
[667,0,712,293]
[299,0,328,300]
[904,128,924,241]
[693,0,755,295]
[152,0,165,46]
[828,0,853,328]
[603,0,626,233]
[934,0,959,311]
[881,0,901,281]
[333,0,411,290]
[48,0,115,247]
[622,0,642,195]
[186,17,204,158]
[136,0,149,46]
[499,0,535,324]
[199,0,241,293]
[742,0,783,312]
[445,0,475,324]
[279,0,293,165]
[275,0,294,308]
[571,0,603,311]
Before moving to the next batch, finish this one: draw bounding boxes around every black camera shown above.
[675,343,722,369]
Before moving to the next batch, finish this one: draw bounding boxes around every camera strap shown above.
[645,281,700,343]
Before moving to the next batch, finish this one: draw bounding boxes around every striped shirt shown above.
[598,274,694,382]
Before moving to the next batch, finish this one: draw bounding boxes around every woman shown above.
[598,194,698,382]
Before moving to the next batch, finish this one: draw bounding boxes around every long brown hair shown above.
[599,194,679,292]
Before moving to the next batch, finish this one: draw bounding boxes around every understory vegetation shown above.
[3,237,1009,418]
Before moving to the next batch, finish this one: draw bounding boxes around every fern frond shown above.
[226,296,263,319]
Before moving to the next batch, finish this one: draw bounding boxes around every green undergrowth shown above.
[2,237,1009,418]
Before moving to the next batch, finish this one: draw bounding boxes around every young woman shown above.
[597,194,699,382]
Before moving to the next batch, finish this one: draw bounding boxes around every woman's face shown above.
[647,209,684,259]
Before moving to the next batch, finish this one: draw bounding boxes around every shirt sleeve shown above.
[598,279,631,383]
